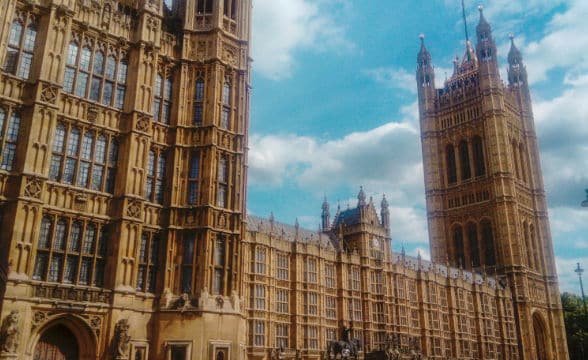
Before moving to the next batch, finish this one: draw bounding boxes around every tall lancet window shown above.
[481,219,496,266]
[473,136,485,176]
[0,109,20,171]
[446,144,457,185]
[197,0,214,14]
[453,225,465,268]
[224,0,238,19]
[221,81,231,129]
[193,78,204,125]
[467,222,480,267]
[459,140,471,180]
[217,155,228,208]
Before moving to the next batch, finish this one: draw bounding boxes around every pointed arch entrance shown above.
[533,312,549,360]
[33,324,79,360]
[29,315,97,360]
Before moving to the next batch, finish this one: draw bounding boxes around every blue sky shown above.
[246,0,588,294]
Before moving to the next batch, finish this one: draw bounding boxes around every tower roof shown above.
[508,33,523,65]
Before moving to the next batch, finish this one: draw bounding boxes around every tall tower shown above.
[417,6,568,360]
[0,0,251,359]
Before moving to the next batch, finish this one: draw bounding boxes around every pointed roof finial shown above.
[381,194,389,209]
[357,186,367,207]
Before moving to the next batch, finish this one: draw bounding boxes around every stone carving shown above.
[175,293,190,311]
[218,213,227,229]
[0,311,20,354]
[215,296,224,309]
[135,115,151,133]
[40,83,58,104]
[31,311,47,329]
[24,176,43,199]
[87,105,100,122]
[33,283,112,304]
[126,199,142,219]
[74,194,88,212]
[114,319,131,359]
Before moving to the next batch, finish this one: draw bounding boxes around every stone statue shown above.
[0,311,20,354]
[115,319,131,359]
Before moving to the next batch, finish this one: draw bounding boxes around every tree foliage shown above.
[561,292,588,360]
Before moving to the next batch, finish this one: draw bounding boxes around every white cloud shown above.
[251,0,351,80]
[363,67,416,94]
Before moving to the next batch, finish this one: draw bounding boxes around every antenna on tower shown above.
[461,0,470,42]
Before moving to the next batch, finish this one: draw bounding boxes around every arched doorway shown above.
[533,313,549,360]
[33,324,79,360]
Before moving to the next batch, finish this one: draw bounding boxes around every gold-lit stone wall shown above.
[417,8,568,360]
[244,201,519,360]
[0,0,251,359]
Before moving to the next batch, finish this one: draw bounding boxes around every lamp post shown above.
[575,262,587,315]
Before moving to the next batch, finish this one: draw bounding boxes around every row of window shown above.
[251,321,325,349]
[452,219,496,268]
[446,136,485,185]
[180,235,228,295]
[195,0,238,19]
[49,123,118,193]
[33,216,107,287]
[63,41,127,109]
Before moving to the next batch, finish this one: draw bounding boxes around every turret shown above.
[321,196,330,231]
[416,34,436,114]
[475,5,499,80]
[357,186,367,207]
[380,195,390,233]
[507,34,528,89]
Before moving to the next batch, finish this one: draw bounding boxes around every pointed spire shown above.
[507,33,522,65]
[321,196,331,231]
[417,34,435,89]
[357,186,366,207]
[477,5,490,31]
[461,0,470,43]
[269,211,275,231]
[380,195,390,232]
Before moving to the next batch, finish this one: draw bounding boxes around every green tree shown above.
[561,292,588,360]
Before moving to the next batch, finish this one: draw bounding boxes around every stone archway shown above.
[28,315,97,360]
[533,312,550,360]
[33,324,79,360]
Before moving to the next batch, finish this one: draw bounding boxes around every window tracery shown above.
[4,13,37,80]
[0,109,20,171]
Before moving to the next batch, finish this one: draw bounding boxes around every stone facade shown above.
[416,6,568,360]
[0,1,568,360]
[0,0,250,359]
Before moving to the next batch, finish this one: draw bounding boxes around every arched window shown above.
[0,110,20,171]
[221,81,231,129]
[217,155,228,207]
[446,144,457,184]
[453,225,465,267]
[4,16,37,79]
[481,219,495,266]
[193,78,204,125]
[530,224,541,271]
[137,232,160,292]
[519,143,527,182]
[467,222,480,267]
[512,142,520,179]
[473,136,485,176]
[459,140,471,180]
[523,221,533,269]
[224,0,237,19]
[153,74,172,124]
[145,149,166,204]
[188,151,200,204]
[181,237,195,294]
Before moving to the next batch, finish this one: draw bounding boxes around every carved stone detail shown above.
[40,83,59,104]
[126,199,142,219]
[23,176,43,199]
[33,283,112,304]
[74,194,88,212]
[87,106,100,123]
[114,319,131,359]
[135,115,151,133]
[31,311,48,329]
[0,311,20,354]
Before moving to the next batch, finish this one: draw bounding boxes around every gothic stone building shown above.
[0,1,568,360]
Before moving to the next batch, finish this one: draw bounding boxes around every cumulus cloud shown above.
[251,0,351,80]
[363,67,417,94]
